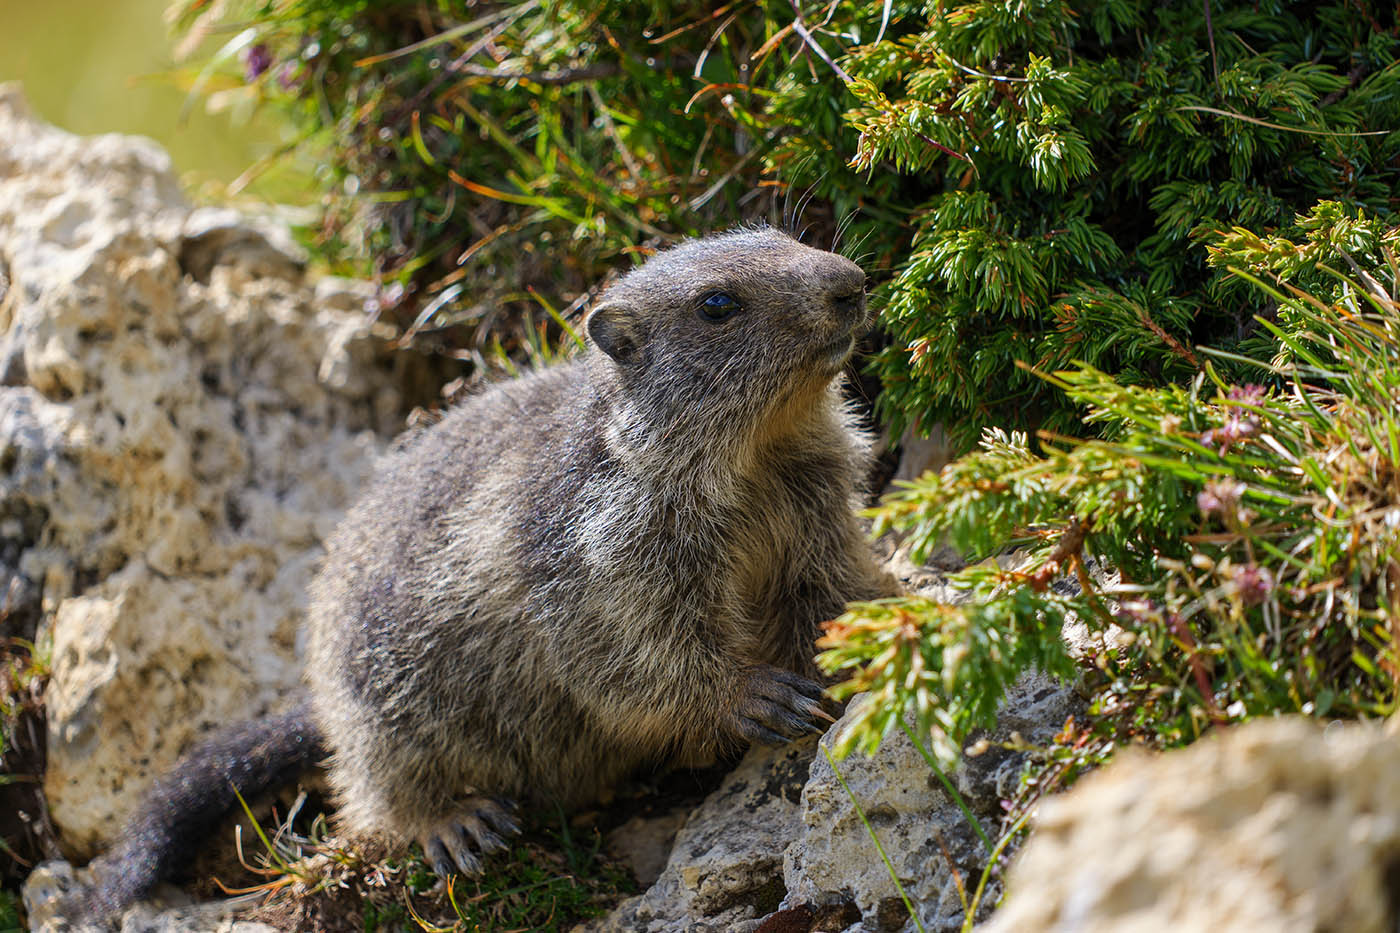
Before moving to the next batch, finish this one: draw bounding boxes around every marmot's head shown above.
[585,227,868,452]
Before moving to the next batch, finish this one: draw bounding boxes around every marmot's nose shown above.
[813,253,867,324]
[831,285,866,324]
[828,288,862,318]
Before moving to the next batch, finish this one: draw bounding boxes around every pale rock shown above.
[984,716,1400,933]
[892,424,952,484]
[605,807,691,889]
[585,673,1079,933]
[0,84,397,858]
[1,386,67,631]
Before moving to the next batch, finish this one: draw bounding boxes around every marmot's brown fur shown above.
[92,226,894,905]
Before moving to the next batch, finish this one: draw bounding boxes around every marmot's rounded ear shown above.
[585,301,647,364]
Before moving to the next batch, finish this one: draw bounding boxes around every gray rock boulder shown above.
[780,673,1078,933]
[0,82,399,860]
[583,672,1080,933]
[589,739,819,933]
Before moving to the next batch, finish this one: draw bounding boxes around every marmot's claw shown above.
[483,798,522,837]
[424,837,459,880]
[768,668,827,701]
[421,796,521,878]
[737,719,793,746]
[732,665,834,745]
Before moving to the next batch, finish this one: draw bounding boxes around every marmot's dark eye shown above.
[698,292,740,322]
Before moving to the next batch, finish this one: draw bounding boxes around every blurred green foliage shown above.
[174,0,898,368]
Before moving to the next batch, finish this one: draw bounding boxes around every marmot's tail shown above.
[87,700,324,920]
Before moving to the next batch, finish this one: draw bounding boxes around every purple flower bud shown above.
[244,43,273,82]
[1230,563,1274,607]
[1226,384,1266,406]
[1203,414,1259,453]
[1223,413,1259,441]
[1198,479,1245,517]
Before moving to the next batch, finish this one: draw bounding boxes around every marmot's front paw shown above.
[420,797,521,878]
[730,665,835,746]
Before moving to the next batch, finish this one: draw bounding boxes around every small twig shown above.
[1176,106,1391,137]
[693,11,739,79]
[1318,61,1368,108]
[1346,0,1388,36]
[587,84,643,180]
[1335,249,1393,306]
[354,5,525,67]
[458,62,619,85]
[874,0,894,44]
[646,0,748,45]
[1202,0,1219,90]
[944,55,1030,83]
[1135,303,1203,370]
[916,131,972,163]
[689,127,783,210]
[388,3,536,126]
[1027,517,1091,591]
[1168,612,1227,724]
[789,1,852,84]
[931,830,969,915]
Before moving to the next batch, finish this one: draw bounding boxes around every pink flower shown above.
[1230,563,1274,607]
[1197,479,1245,517]
[1226,384,1266,406]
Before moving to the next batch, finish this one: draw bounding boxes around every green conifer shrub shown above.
[825,0,1400,447]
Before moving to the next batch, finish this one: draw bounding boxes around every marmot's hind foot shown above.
[421,797,521,878]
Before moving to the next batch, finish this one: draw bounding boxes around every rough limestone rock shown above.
[0,83,403,859]
[588,739,820,933]
[605,808,692,889]
[984,716,1400,933]
[780,673,1079,933]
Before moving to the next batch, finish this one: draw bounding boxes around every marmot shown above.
[91,226,894,910]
